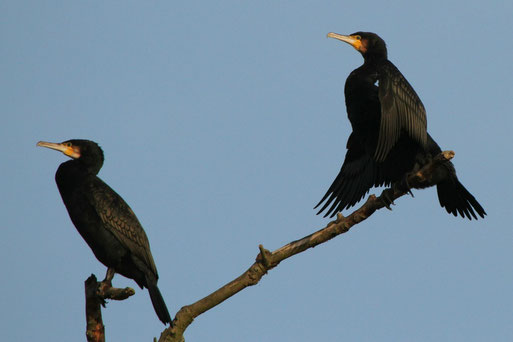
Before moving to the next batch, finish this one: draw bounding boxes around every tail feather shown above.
[147,282,172,325]
[436,177,486,220]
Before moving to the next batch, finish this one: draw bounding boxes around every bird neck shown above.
[363,53,387,66]
[56,159,101,184]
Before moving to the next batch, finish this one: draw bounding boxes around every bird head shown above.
[327,31,387,60]
[37,140,82,158]
[37,139,105,170]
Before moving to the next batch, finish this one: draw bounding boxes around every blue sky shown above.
[1,1,512,341]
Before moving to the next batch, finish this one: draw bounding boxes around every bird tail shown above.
[436,177,486,220]
[147,281,172,325]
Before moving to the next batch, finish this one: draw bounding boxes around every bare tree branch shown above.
[84,274,135,342]
[157,151,455,342]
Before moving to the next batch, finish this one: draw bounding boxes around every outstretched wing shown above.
[87,177,158,276]
[315,133,381,217]
[375,61,427,162]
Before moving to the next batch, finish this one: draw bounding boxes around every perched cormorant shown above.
[315,32,486,220]
[37,139,171,324]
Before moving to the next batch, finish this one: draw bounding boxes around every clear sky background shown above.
[1,1,512,341]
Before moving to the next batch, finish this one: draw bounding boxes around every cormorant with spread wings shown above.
[315,32,485,220]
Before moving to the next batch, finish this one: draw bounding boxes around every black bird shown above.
[37,139,171,324]
[315,32,486,220]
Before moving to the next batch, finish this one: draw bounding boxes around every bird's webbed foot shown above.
[379,188,396,210]
[102,268,116,286]
[97,268,116,307]
[95,269,134,303]
[394,175,414,198]
[379,175,416,210]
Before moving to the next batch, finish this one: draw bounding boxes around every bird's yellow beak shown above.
[327,32,363,52]
[37,141,81,159]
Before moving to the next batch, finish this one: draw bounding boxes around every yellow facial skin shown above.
[327,32,366,53]
[37,141,81,159]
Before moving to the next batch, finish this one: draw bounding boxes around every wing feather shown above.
[315,134,380,217]
[375,61,427,162]
[87,178,158,275]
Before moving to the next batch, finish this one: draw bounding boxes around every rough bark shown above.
[84,273,135,342]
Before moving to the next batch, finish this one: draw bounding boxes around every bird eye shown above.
[355,35,362,40]
[65,142,72,147]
